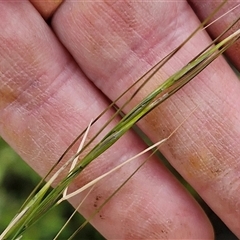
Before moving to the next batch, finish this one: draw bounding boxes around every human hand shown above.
[0,1,239,239]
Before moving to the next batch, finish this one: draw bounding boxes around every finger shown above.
[189,0,240,70]
[0,2,213,239]
[52,0,240,237]
[29,0,63,19]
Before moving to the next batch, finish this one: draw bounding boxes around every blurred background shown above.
[0,136,238,239]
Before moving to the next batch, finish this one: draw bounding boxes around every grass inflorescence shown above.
[0,1,239,239]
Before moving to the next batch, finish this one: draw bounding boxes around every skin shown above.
[0,0,240,239]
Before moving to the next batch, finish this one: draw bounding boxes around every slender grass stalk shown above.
[1,1,239,239]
